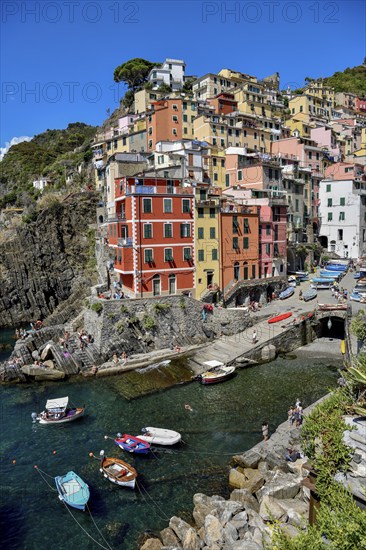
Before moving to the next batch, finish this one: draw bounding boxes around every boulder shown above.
[279,523,301,538]
[261,345,276,362]
[232,449,262,469]
[246,509,266,531]
[204,515,224,547]
[169,516,192,543]
[31,350,40,361]
[182,527,200,550]
[140,538,163,550]
[223,522,239,545]
[21,365,65,380]
[259,495,288,522]
[215,500,244,525]
[193,494,225,528]
[227,511,248,531]
[42,360,55,369]
[229,468,265,493]
[160,527,180,547]
[256,472,302,502]
[227,541,262,549]
[230,489,260,512]
[40,342,54,360]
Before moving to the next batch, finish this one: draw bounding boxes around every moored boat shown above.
[34,397,85,425]
[99,451,137,488]
[198,360,236,385]
[325,264,347,271]
[268,312,292,324]
[279,287,295,300]
[303,288,317,302]
[114,434,151,454]
[138,427,181,446]
[319,270,343,279]
[350,291,362,302]
[54,471,90,511]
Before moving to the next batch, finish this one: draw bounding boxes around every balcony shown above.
[108,213,126,222]
[207,187,221,196]
[117,237,133,247]
[196,198,220,206]
[126,185,194,196]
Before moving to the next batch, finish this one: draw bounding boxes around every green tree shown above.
[113,58,158,91]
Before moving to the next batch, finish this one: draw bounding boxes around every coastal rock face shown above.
[0,193,98,327]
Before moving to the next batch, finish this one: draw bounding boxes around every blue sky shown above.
[1,0,365,156]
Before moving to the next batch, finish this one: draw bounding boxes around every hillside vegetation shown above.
[0,122,96,210]
[324,63,366,96]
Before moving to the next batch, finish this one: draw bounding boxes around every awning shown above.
[46,397,68,410]
[203,360,224,368]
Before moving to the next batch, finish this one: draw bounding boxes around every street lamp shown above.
[327,316,332,331]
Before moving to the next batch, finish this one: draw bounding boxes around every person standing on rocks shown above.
[262,421,269,441]
[252,329,257,345]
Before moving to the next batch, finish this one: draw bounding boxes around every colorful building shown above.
[147,98,197,150]
[108,176,195,297]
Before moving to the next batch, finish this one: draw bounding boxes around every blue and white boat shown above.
[354,273,361,279]
[311,278,333,289]
[319,270,343,279]
[325,264,347,272]
[279,287,295,300]
[350,291,362,302]
[55,471,90,511]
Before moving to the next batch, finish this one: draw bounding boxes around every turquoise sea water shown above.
[0,345,340,550]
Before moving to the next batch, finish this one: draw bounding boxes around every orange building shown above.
[219,200,260,292]
[147,98,196,150]
[207,93,237,115]
[108,176,195,297]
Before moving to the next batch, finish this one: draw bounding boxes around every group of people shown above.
[112,352,127,365]
[331,283,348,302]
[15,320,44,341]
[287,399,304,427]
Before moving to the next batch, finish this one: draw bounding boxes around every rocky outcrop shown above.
[139,400,329,549]
[0,192,98,327]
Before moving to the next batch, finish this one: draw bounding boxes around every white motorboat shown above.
[34,397,85,425]
[137,427,182,446]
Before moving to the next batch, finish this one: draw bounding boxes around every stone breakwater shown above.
[139,399,326,550]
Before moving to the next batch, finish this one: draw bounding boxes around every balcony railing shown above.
[108,213,126,222]
[126,185,194,195]
[117,237,133,247]
[196,198,220,206]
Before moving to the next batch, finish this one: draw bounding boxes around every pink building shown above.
[310,126,340,159]
[222,187,287,278]
[356,97,366,113]
[325,162,366,181]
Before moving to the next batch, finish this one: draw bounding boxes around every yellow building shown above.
[194,184,221,300]
[289,94,332,121]
[304,80,336,108]
[203,148,226,188]
[233,82,273,119]
[285,115,312,138]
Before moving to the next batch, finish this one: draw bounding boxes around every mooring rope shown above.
[86,504,114,550]
[61,501,113,550]
[136,481,170,521]
[35,466,113,550]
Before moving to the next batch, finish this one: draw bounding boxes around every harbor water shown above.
[0,337,341,549]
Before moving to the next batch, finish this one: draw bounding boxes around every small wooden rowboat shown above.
[268,312,292,324]
[99,452,137,489]
[198,361,236,385]
[138,427,181,446]
[36,397,84,425]
[55,471,90,511]
[114,434,150,454]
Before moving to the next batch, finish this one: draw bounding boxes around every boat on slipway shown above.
[198,360,236,385]
[54,471,90,511]
[137,427,181,446]
[310,278,333,290]
[34,397,85,425]
[268,312,292,324]
[99,451,137,488]
[279,287,295,300]
[302,288,317,302]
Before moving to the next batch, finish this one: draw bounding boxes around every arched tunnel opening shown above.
[318,316,345,339]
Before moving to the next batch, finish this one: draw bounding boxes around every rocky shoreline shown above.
[139,398,326,550]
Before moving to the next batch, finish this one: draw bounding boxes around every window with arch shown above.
[152,274,161,296]
[234,262,240,280]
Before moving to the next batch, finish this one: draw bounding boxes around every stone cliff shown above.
[0,192,98,327]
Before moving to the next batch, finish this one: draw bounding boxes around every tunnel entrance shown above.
[319,316,345,339]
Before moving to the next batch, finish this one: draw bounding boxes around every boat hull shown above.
[200,366,236,385]
[55,471,90,511]
[100,457,137,489]
[303,290,317,302]
[38,408,84,425]
[138,427,181,446]
[279,287,294,300]
[268,312,292,324]
[115,435,150,454]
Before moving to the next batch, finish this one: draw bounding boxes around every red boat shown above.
[268,312,292,324]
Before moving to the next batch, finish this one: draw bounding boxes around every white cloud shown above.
[0,136,33,161]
